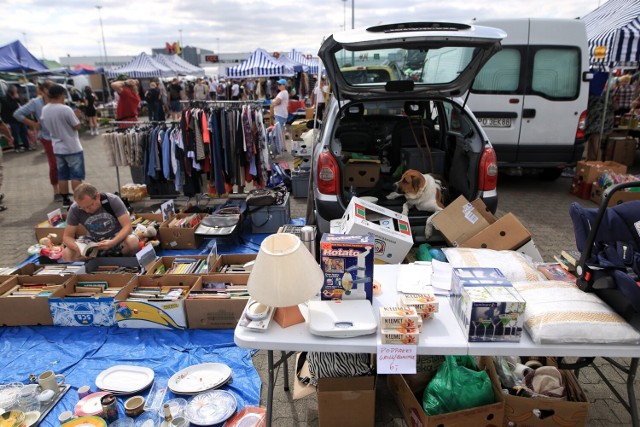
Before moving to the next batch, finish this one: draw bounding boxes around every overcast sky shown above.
[1,0,606,63]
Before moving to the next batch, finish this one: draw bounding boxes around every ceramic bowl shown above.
[0,410,26,427]
[23,411,40,427]
[124,396,145,417]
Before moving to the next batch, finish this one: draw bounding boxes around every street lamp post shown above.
[96,5,109,67]
[179,29,183,56]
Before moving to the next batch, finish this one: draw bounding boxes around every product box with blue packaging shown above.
[320,234,375,302]
[450,267,526,342]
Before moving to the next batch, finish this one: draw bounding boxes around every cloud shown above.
[0,0,603,62]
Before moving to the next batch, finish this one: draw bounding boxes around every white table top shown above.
[234,264,640,358]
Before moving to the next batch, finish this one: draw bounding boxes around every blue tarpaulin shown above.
[0,326,260,426]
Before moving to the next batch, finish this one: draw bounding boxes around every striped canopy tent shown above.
[276,55,306,73]
[154,54,205,76]
[287,49,320,75]
[226,48,290,78]
[583,0,640,67]
[106,52,174,79]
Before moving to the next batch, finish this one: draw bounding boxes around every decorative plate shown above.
[185,390,237,426]
[74,392,110,417]
[61,416,107,427]
[223,406,266,427]
[96,365,154,394]
[168,363,232,395]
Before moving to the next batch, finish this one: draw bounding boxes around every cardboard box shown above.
[159,213,206,250]
[185,274,249,329]
[114,275,201,330]
[575,160,627,184]
[83,257,145,275]
[339,196,413,264]
[590,182,640,206]
[387,372,504,427]
[604,136,637,166]
[317,375,376,427]
[320,234,375,301]
[569,177,592,200]
[48,273,134,326]
[35,213,89,245]
[291,119,311,140]
[343,161,380,188]
[450,268,526,342]
[0,275,69,326]
[432,196,531,251]
[250,192,291,234]
[484,357,589,427]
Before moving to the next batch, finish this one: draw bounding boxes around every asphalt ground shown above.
[0,130,638,426]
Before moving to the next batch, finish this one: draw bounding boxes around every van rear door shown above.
[467,19,589,169]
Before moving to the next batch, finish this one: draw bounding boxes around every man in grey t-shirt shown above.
[40,84,85,207]
[62,183,140,261]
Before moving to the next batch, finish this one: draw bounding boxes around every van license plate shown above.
[479,118,511,128]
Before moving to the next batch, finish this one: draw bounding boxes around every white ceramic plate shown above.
[95,365,154,394]
[74,392,110,417]
[168,363,232,395]
[184,390,236,426]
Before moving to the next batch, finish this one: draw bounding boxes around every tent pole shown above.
[598,69,612,157]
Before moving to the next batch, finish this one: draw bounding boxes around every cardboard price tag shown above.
[377,344,417,374]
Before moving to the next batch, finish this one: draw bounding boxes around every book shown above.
[560,249,581,267]
[553,255,576,272]
[537,263,577,282]
[76,239,101,258]
[47,208,64,226]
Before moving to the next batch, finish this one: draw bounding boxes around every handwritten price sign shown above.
[377,345,417,374]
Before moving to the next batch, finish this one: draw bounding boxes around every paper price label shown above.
[376,344,417,374]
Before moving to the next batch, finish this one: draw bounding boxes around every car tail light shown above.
[575,110,587,140]
[478,146,498,191]
[317,149,341,195]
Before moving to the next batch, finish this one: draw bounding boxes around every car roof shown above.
[319,21,505,102]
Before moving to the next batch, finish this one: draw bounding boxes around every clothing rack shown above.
[108,121,179,193]
[179,100,264,104]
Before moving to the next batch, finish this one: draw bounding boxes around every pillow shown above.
[443,248,545,283]
[512,280,640,344]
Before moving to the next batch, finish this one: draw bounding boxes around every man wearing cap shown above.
[272,79,289,142]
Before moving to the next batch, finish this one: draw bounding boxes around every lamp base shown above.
[274,305,305,328]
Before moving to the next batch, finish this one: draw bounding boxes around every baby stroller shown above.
[565,181,640,426]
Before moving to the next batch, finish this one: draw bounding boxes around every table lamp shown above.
[247,233,324,328]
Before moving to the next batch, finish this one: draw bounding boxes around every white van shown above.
[466,18,592,179]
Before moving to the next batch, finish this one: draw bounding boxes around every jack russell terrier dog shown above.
[387,169,446,238]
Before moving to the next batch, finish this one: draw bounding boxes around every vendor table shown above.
[234,264,640,427]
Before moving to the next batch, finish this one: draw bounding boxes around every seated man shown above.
[62,183,139,261]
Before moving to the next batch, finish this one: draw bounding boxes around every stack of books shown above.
[127,286,187,301]
[167,258,209,275]
[34,265,84,275]
[537,263,577,282]
[187,281,250,299]
[166,214,202,229]
[553,249,581,273]
[131,217,159,228]
[2,283,61,297]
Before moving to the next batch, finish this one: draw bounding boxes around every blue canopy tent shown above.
[154,54,205,77]
[0,40,48,73]
[106,52,174,79]
[288,49,320,75]
[583,0,640,67]
[277,55,306,73]
[226,48,290,78]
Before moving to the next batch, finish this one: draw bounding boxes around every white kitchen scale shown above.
[308,300,377,338]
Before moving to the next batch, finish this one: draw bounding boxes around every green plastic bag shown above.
[422,355,494,415]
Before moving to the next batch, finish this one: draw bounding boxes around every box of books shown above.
[145,256,213,276]
[185,274,250,329]
[114,275,200,329]
[159,213,206,250]
[48,274,134,327]
[0,275,70,326]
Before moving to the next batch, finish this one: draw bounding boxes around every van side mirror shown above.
[582,71,594,82]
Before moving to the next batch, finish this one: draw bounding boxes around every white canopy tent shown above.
[106,52,174,79]
[288,49,321,75]
[154,54,205,77]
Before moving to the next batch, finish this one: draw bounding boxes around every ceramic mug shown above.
[38,370,65,392]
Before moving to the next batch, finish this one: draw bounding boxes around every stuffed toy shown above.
[135,224,160,249]
[38,233,64,259]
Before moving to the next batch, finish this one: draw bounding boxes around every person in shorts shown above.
[168,78,184,121]
[40,84,85,207]
[62,183,140,261]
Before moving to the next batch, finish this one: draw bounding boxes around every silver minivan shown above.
[312,22,506,240]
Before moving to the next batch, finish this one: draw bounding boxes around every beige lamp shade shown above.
[247,233,323,308]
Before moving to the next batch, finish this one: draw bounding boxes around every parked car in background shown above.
[466,18,592,179]
[311,21,505,242]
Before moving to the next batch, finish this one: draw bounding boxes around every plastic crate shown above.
[249,192,291,233]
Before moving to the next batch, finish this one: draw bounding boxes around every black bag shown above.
[246,189,277,206]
